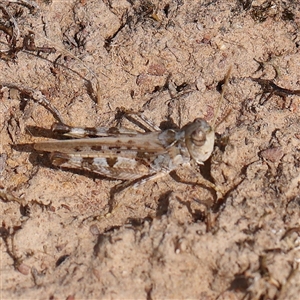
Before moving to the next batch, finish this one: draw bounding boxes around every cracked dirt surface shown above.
[1,0,300,299]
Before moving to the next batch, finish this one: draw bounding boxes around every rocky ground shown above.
[1,0,300,299]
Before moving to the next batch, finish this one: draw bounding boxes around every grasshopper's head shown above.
[184,118,215,164]
[181,67,231,165]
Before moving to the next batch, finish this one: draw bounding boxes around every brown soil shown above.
[1,0,300,299]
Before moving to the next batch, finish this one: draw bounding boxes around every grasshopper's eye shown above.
[191,128,206,147]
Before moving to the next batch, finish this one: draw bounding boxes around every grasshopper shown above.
[33,115,215,186]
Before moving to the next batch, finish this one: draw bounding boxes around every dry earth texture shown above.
[1,0,300,299]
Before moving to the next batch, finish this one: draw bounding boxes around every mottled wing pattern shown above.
[34,131,173,180]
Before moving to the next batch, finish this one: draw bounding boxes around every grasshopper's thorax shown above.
[182,118,215,165]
